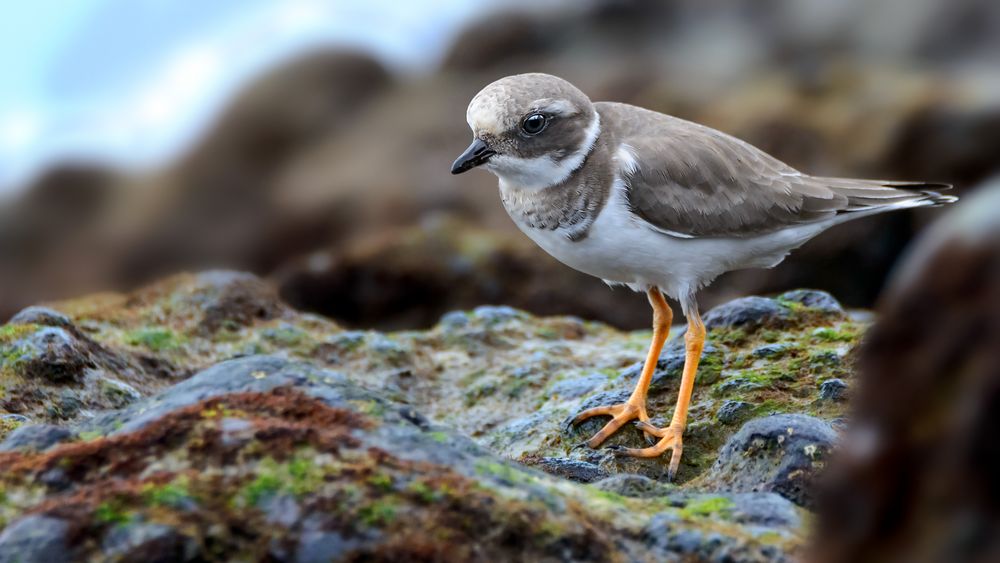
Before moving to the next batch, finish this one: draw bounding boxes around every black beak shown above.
[451,138,495,174]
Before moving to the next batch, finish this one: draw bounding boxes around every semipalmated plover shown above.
[451,73,956,479]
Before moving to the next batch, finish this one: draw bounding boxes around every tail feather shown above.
[817,178,958,216]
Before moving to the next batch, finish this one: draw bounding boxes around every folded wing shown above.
[599,102,953,239]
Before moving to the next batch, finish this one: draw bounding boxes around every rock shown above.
[9,327,93,384]
[471,305,527,324]
[0,355,806,561]
[295,528,363,563]
[701,414,838,508]
[644,512,788,562]
[704,297,788,332]
[9,306,73,329]
[752,343,794,359]
[99,377,143,407]
[0,424,76,452]
[716,400,754,425]
[186,271,290,334]
[548,372,607,399]
[531,457,609,483]
[0,516,74,563]
[438,310,469,329]
[776,290,844,315]
[592,474,673,498]
[729,492,803,529]
[101,522,195,563]
[818,378,848,401]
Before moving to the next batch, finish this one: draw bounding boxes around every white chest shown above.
[506,180,824,299]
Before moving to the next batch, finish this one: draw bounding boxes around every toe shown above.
[572,404,622,425]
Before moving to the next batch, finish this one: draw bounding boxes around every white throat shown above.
[488,113,601,191]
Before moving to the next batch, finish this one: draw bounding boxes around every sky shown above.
[0,0,561,194]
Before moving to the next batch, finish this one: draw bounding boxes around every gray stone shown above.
[439,310,469,329]
[10,327,93,383]
[9,306,73,329]
[592,474,673,498]
[0,424,75,452]
[729,492,803,528]
[471,305,526,324]
[751,343,793,359]
[819,378,848,401]
[704,296,788,331]
[716,401,754,425]
[296,529,362,563]
[101,522,195,562]
[0,515,74,563]
[701,414,838,508]
[549,372,607,398]
[777,289,844,315]
[534,457,608,483]
[262,494,302,528]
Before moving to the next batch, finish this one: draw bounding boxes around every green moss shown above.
[474,460,537,487]
[242,473,282,506]
[711,327,748,347]
[776,298,806,313]
[126,328,183,351]
[697,351,725,384]
[358,499,397,526]
[143,477,192,508]
[406,480,438,503]
[357,399,386,417]
[260,325,307,347]
[0,417,22,442]
[94,501,130,525]
[586,487,628,505]
[758,329,782,343]
[679,495,734,519]
[367,473,394,491]
[0,324,37,344]
[811,326,858,343]
[427,431,449,443]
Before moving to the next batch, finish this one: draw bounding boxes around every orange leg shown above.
[572,288,672,447]
[612,301,705,481]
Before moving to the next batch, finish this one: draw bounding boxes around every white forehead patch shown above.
[466,100,503,135]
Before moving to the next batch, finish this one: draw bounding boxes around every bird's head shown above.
[451,73,600,190]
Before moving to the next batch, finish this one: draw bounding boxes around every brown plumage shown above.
[597,102,954,238]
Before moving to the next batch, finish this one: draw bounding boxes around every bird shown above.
[450,73,956,479]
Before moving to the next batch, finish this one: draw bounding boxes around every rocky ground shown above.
[0,271,866,561]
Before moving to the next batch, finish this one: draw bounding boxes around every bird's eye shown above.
[521,113,547,135]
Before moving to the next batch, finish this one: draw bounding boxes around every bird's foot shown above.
[571,399,656,448]
[608,421,685,481]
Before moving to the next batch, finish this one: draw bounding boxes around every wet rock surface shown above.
[0,272,867,560]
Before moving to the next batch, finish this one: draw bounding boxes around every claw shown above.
[634,420,660,434]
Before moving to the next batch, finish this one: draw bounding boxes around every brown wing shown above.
[597,102,951,238]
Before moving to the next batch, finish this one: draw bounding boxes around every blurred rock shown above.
[700,414,838,508]
[0,424,76,452]
[814,177,1000,562]
[704,296,790,331]
[818,378,848,402]
[0,515,75,563]
[273,217,652,329]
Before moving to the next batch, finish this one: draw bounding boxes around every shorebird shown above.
[450,73,955,479]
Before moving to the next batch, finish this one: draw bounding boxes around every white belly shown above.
[509,181,831,300]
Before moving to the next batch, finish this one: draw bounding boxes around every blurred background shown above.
[2,0,999,330]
